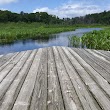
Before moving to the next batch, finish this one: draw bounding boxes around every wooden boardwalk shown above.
[0,46,110,110]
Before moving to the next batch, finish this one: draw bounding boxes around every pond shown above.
[0,28,102,54]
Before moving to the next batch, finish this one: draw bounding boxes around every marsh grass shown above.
[0,22,76,44]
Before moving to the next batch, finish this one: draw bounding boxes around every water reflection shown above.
[0,28,102,54]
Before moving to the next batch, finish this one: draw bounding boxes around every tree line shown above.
[70,10,110,24]
[0,10,62,24]
[0,10,110,24]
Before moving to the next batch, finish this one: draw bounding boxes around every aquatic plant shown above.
[69,36,82,47]
[82,30,110,50]
[69,29,110,50]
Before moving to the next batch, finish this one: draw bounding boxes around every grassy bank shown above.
[0,22,76,44]
[70,26,110,50]
[1,22,109,50]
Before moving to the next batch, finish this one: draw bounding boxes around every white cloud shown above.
[33,2,103,18]
[0,0,17,5]
[0,8,7,10]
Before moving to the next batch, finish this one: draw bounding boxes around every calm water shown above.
[0,28,102,54]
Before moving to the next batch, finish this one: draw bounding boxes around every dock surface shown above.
[0,46,110,110]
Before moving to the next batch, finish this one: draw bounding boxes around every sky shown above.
[0,0,110,18]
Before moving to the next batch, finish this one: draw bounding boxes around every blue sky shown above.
[0,0,110,18]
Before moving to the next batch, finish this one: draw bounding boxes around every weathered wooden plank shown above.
[86,49,110,66]
[62,47,110,110]
[93,50,110,61]
[0,50,32,101]
[0,51,25,83]
[12,48,42,110]
[47,47,65,110]
[98,50,110,58]
[53,46,82,110]
[0,52,19,72]
[29,48,48,110]
[57,47,101,110]
[0,53,15,67]
[81,49,110,74]
[0,46,109,110]
[68,48,110,98]
[0,50,37,110]
[73,48,110,83]
[0,55,3,58]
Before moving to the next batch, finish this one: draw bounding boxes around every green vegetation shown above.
[0,22,76,44]
[0,9,110,49]
[81,29,110,50]
[69,36,82,48]
[1,10,110,25]
[0,11,62,24]
[70,27,110,50]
